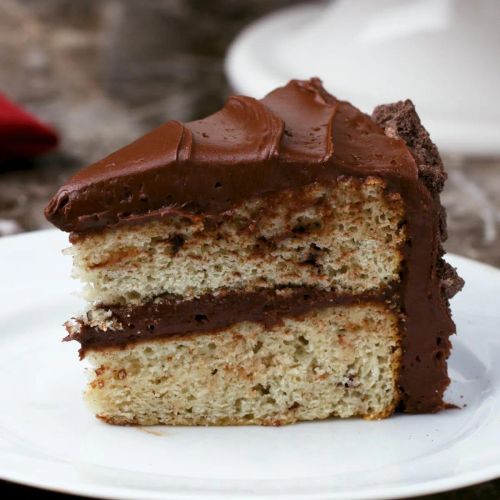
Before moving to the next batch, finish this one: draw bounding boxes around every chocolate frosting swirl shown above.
[187,95,284,162]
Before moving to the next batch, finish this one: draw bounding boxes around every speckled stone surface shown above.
[0,1,499,498]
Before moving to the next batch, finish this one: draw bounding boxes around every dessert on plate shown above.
[45,78,463,425]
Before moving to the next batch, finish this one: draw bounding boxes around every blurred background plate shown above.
[226,0,500,155]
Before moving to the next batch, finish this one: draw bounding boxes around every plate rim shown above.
[0,458,499,500]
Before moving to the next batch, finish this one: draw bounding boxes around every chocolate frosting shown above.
[45,79,417,233]
[69,287,394,355]
[46,78,462,414]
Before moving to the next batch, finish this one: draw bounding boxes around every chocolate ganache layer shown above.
[47,79,463,413]
[69,287,396,356]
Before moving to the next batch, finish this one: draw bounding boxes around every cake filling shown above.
[67,286,398,354]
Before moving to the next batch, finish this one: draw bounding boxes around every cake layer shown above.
[85,303,401,425]
[69,177,405,306]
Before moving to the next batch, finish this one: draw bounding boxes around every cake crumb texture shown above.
[70,177,405,306]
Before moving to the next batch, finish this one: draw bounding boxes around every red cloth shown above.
[0,93,58,161]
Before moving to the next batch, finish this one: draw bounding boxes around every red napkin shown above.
[0,93,58,162]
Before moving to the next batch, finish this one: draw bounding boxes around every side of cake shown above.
[45,78,463,425]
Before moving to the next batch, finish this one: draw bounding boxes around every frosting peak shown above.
[262,79,337,163]
[187,95,284,163]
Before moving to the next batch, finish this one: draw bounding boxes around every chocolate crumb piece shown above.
[373,99,464,304]
[372,100,446,194]
[439,259,465,299]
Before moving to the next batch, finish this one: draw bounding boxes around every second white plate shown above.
[225,2,500,155]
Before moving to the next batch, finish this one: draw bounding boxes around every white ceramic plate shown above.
[0,229,499,500]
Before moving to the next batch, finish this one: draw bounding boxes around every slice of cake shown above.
[45,78,463,425]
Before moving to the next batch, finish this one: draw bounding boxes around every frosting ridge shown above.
[261,79,337,163]
[187,95,284,163]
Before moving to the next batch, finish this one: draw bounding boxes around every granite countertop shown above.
[0,1,499,498]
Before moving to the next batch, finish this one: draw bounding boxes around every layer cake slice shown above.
[45,79,463,425]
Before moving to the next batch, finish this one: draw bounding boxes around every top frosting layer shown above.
[45,78,417,233]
